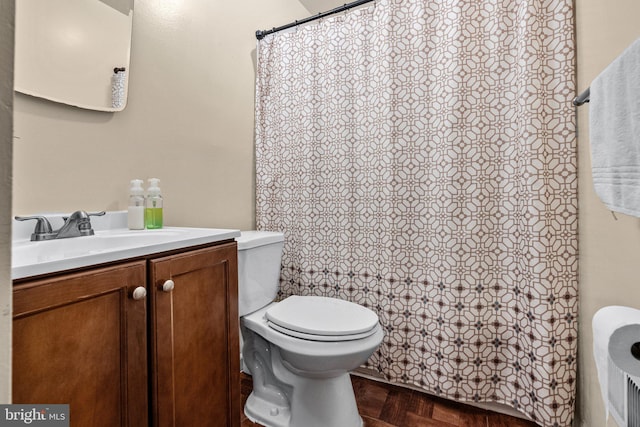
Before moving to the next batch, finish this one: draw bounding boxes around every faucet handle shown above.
[63,210,106,235]
[62,210,106,222]
[14,215,55,241]
[80,211,106,232]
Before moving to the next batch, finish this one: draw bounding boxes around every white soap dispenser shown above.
[128,179,145,230]
[145,178,163,229]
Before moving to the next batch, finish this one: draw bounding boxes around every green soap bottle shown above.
[145,178,163,229]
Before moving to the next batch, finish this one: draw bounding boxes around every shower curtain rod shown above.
[255,0,375,40]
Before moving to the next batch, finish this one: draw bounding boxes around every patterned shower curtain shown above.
[254,1,577,426]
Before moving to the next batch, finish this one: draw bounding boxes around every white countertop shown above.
[12,211,240,280]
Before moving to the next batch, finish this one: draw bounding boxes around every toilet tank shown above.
[236,231,284,317]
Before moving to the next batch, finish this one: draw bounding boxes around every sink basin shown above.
[12,226,240,280]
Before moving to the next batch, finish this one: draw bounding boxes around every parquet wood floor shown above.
[240,373,539,427]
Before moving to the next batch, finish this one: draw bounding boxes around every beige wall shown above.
[0,0,13,404]
[576,1,640,426]
[8,0,640,425]
[12,0,310,230]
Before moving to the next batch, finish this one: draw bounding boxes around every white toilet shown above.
[237,231,384,427]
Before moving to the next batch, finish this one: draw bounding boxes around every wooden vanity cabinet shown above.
[12,241,240,427]
[12,261,149,427]
[149,243,240,427]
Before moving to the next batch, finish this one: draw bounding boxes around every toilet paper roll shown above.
[592,306,640,423]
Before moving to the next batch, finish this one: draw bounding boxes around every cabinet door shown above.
[150,243,239,427]
[13,262,148,427]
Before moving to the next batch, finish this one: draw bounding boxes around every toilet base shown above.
[244,372,363,427]
[244,392,291,427]
[241,302,382,427]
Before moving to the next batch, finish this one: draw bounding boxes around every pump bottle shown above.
[145,178,163,229]
[128,179,145,230]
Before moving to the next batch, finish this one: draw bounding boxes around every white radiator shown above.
[629,375,640,427]
[608,355,640,427]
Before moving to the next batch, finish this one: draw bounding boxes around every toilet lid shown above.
[265,296,379,337]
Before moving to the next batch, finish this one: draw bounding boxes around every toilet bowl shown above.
[236,231,384,427]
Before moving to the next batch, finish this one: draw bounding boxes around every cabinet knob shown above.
[132,286,147,300]
[162,279,175,293]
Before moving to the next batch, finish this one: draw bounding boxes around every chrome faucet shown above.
[15,210,106,241]
[56,210,105,239]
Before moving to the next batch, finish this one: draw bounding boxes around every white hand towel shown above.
[112,69,126,109]
[590,38,640,217]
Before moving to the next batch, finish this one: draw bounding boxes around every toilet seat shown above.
[266,321,378,341]
[265,295,379,342]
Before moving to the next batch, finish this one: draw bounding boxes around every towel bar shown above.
[573,87,590,106]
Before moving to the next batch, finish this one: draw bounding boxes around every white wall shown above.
[0,0,14,404]
[576,1,640,426]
